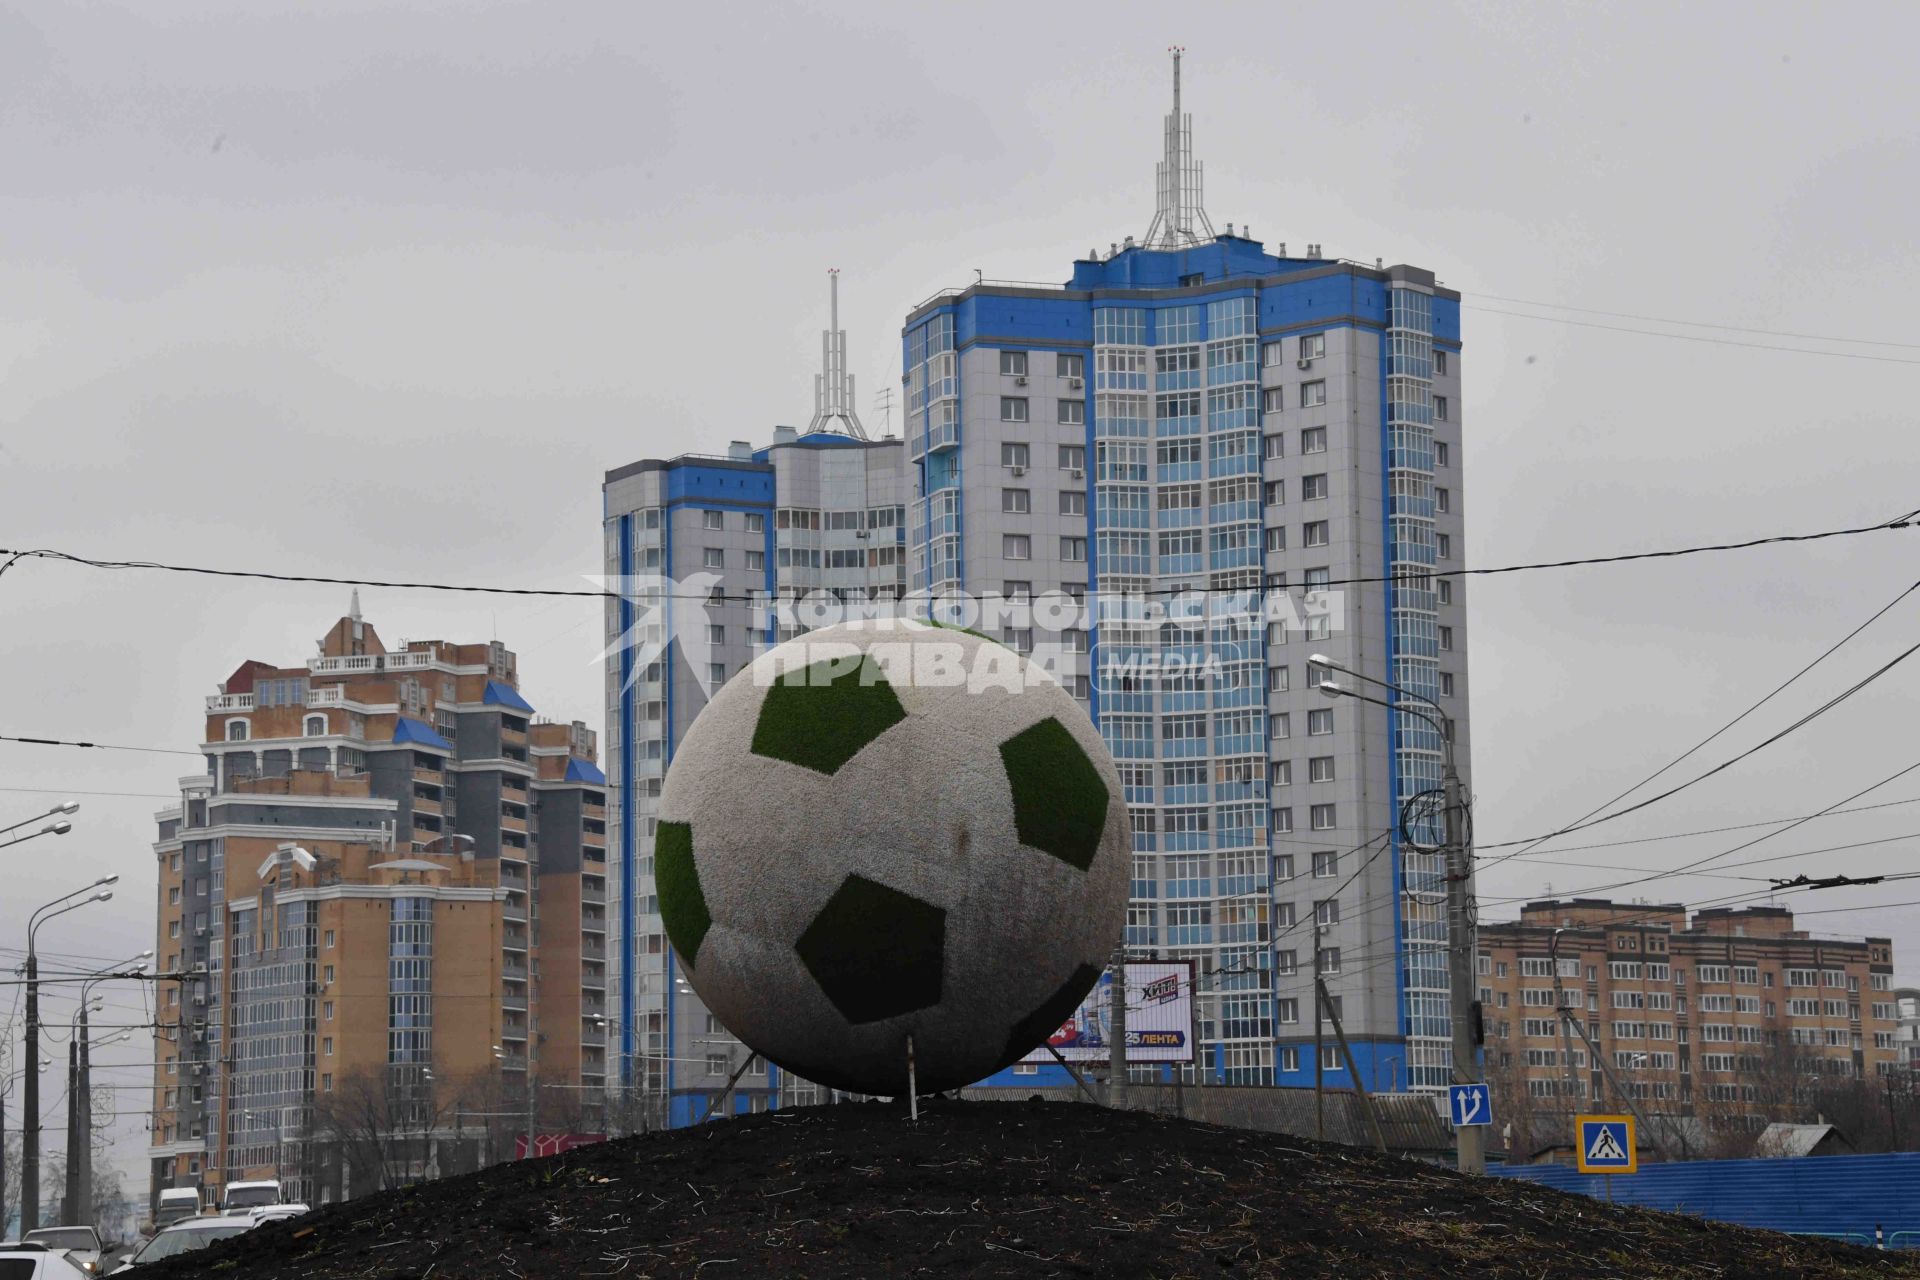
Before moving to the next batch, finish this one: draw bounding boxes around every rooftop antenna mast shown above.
[809,268,869,440]
[1143,46,1216,250]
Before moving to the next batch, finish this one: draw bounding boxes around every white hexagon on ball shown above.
[656,618,1130,1096]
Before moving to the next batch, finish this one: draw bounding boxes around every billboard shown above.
[1021,960,1194,1064]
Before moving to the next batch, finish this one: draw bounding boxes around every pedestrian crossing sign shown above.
[1576,1115,1637,1174]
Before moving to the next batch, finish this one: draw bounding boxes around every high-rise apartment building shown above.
[1479,899,1899,1149]
[148,602,606,1207]
[603,54,1470,1117]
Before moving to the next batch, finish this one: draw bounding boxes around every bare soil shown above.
[147,1099,1920,1279]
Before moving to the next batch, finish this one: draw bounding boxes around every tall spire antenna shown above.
[808,268,869,440]
[1143,46,1216,250]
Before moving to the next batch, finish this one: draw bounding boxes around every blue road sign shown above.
[1448,1083,1491,1127]
[1576,1115,1638,1174]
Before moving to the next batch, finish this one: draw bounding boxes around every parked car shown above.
[20,1229,103,1276]
[246,1204,310,1227]
[220,1180,282,1214]
[107,1219,253,1272]
[0,1242,93,1278]
[152,1190,201,1230]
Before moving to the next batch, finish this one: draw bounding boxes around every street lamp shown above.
[1312,659,1482,1176]
[23,880,115,1232]
[0,801,79,837]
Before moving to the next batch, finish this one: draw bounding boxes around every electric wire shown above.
[1477,578,1920,870]
[1465,305,1920,366]
[1467,293,1920,350]
[1,508,1913,605]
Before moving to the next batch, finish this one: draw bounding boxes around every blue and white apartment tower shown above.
[903,51,1470,1092]
[602,56,1470,1123]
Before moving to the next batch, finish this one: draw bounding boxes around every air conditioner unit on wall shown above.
[1297,358,1314,370]
[1010,465,1027,476]
[1070,468,1085,480]
[1068,377,1084,389]
[1015,376,1029,385]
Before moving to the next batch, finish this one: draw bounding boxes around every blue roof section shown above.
[391,717,452,749]
[564,757,607,785]
[482,679,536,713]
[1068,234,1306,289]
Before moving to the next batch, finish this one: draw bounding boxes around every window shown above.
[304,715,327,737]
[1262,341,1287,367]
[1057,353,1084,379]
[1301,427,1327,454]
[1299,333,1327,359]
[1434,395,1449,421]
[1000,351,1028,377]
[226,720,249,742]
[1003,534,1031,560]
[1435,349,1449,375]
[703,509,724,530]
[1438,626,1454,651]
[1312,850,1338,878]
[1437,579,1452,605]
[1060,489,1086,516]
[1435,488,1450,514]
[1319,949,1341,976]
[1303,521,1329,548]
[324,965,335,983]
[1059,444,1085,470]
[1062,537,1088,562]
[1264,434,1285,459]
[745,512,765,533]
[744,549,765,571]
[1002,488,1031,514]
[325,929,336,949]
[1315,898,1340,925]
[323,1037,334,1056]
[1309,757,1335,783]
[1268,666,1289,693]
[1001,397,1029,423]
[708,662,727,686]
[1439,672,1455,697]
[1002,442,1030,468]
[703,547,724,569]
[1300,381,1327,408]
[1436,533,1452,559]
[1307,708,1333,736]
[1436,441,1450,467]
[1264,527,1286,553]
[1310,803,1336,830]
[1278,998,1299,1024]
[1261,387,1284,413]
[1059,399,1085,425]
[706,624,725,645]
[1264,480,1284,507]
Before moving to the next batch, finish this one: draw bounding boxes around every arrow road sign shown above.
[1447,1083,1491,1127]
[1576,1115,1638,1174]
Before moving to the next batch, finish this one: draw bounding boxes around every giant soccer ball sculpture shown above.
[657,619,1130,1096]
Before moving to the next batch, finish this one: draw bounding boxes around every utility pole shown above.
[24,948,41,1233]
[1320,976,1388,1153]
[1552,929,1579,1150]
[1314,926,1325,1140]
[77,1002,95,1228]
[1108,940,1128,1111]
[64,1037,80,1222]
[1444,756,1485,1175]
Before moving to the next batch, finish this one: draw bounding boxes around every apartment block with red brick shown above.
[1479,898,1897,1153]
[148,599,606,1209]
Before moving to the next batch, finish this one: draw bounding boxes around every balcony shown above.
[501,813,528,834]
[502,989,528,1014]
[583,803,607,821]
[205,692,255,712]
[412,766,443,785]
[582,939,606,962]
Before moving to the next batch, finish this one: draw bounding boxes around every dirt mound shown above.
[148,1100,1918,1279]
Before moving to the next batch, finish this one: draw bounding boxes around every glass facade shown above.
[1385,285,1452,1090]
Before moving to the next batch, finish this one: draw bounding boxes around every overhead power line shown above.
[1,510,1914,604]
[1477,576,1920,871]
[1466,305,1920,366]
[0,733,203,758]
[1469,293,1920,351]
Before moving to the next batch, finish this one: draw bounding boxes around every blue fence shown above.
[1491,1152,1920,1241]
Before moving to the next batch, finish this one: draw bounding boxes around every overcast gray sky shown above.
[3,0,1918,1182]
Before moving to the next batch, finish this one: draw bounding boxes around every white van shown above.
[220,1180,282,1214]
[154,1188,202,1228]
